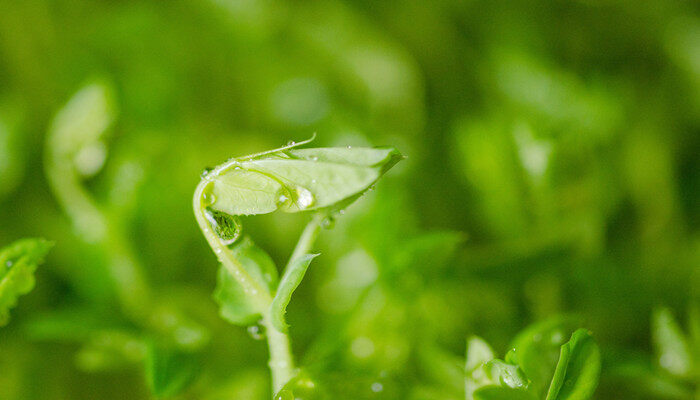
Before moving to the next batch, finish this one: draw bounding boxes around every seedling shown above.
[192,136,402,396]
[465,317,601,400]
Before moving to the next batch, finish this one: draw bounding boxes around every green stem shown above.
[264,214,322,394]
[45,151,150,320]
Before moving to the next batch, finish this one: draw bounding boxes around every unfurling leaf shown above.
[545,329,600,400]
[203,145,403,217]
[269,253,318,332]
[213,236,278,326]
[0,238,52,326]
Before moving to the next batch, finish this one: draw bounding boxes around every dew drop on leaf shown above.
[321,216,335,229]
[200,166,214,178]
[247,323,266,340]
[295,187,315,209]
[204,208,242,245]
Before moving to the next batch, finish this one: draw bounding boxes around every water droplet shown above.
[321,216,335,229]
[278,194,289,205]
[296,187,315,209]
[247,324,266,340]
[311,179,317,184]
[371,382,383,393]
[310,156,319,161]
[287,140,296,146]
[338,209,345,215]
[203,191,217,205]
[347,145,352,149]
[204,208,242,245]
[200,166,214,178]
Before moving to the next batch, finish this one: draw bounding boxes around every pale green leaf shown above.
[0,238,52,326]
[213,236,278,325]
[206,145,402,217]
[545,329,601,400]
[466,336,496,372]
[48,81,115,177]
[652,307,692,378]
[269,253,318,332]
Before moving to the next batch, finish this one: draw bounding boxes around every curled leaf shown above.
[545,329,600,400]
[202,144,402,217]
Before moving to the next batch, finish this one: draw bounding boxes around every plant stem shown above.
[264,214,322,395]
[45,150,151,321]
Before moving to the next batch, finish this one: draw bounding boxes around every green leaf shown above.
[0,238,53,326]
[652,307,692,378]
[473,386,538,400]
[505,316,579,395]
[545,329,601,400]
[146,342,200,398]
[206,146,402,216]
[466,336,496,372]
[466,360,531,400]
[269,253,319,332]
[213,236,278,325]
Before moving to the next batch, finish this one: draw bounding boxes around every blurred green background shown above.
[0,0,698,399]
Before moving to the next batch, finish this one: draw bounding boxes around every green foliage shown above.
[545,330,601,400]
[213,236,279,326]
[0,238,52,326]
[467,320,600,400]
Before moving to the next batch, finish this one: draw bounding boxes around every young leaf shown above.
[0,238,53,326]
[652,307,692,378]
[269,253,319,332]
[204,146,402,217]
[466,336,496,372]
[146,342,200,398]
[47,81,115,177]
[505,316,579,395]
[466,359,531,400]
[213,236,278,326]
[473,386,538,400]
[545,329,601,400]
